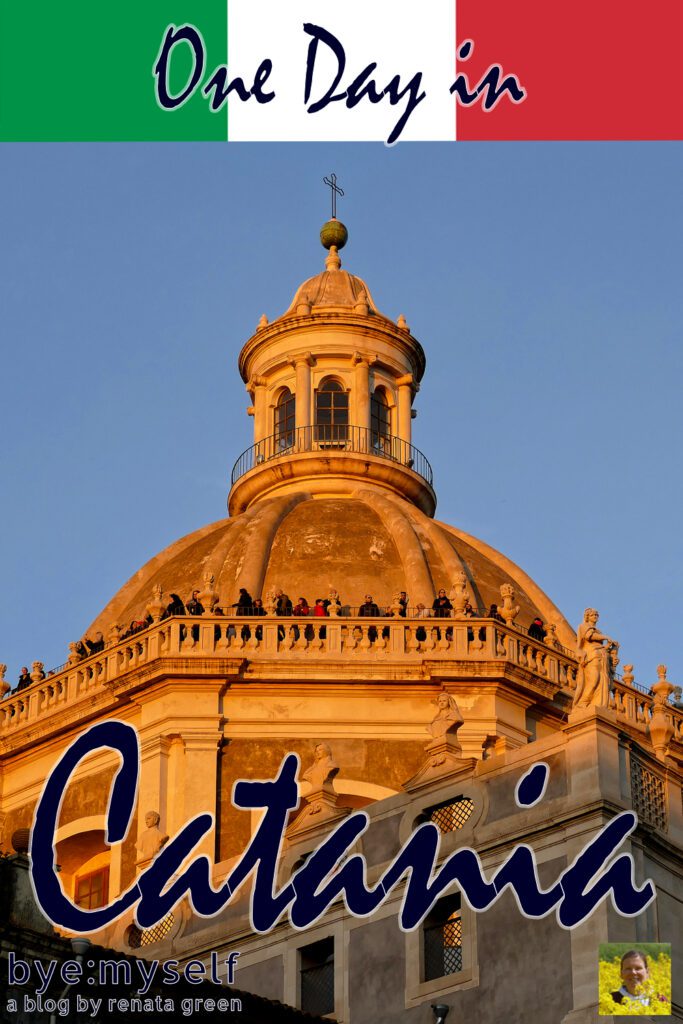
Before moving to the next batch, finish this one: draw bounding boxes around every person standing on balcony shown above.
[16,667,31,691]
[275,590,293,616]
[294,597,310,615]
[186,590,204,615]
[528,617,547,642]
[166,593,185,617]
[359,594,380,643]
[432,589,452,617]
[487,603,505,623]
[232,588,253,615]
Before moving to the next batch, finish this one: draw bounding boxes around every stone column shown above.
[396,373,413,445]
[291,353,314,433]
[182,731,222,859]
[136,735,172,873]
[248,375,268,444]
[353,354,371,436]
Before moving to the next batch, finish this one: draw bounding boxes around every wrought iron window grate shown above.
[300,936,334,1016]
[428,796,474,834]
[128,911,174,949]
[630,756,667,831]
[424,910,463,980]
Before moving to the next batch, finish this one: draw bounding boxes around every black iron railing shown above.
[230,424,433,487]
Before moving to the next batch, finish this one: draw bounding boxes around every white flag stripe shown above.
[227,0,456,142]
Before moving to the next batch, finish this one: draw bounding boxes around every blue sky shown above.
[1,143,681,690]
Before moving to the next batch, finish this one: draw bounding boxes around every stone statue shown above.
[198,571,219,613]
[573,608,618,709]
[427,690,464,741]
[107,623,122,646]
[136,810,168,862]
[0,664,9,699]
[146,583,166,623]
[264,588,278,617]
[450,571,469,619]
[649,665,675,762]
[327,589,341,617]
[499,584,519,626]
[303,742,340,790]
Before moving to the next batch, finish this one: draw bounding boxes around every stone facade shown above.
[0,221,681,1023]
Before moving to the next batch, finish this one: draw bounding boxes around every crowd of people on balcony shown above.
[8,587,555,694]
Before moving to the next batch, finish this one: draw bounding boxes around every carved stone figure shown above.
[573,608,618,709]
[427,690,464,742]
[303,742,340,791]
[649,664,675,762]
[0,664,8,699]
[499,584,519,626]
[450,571,469,619]
[107,623,122,646]
[136,810,168,862]
[327,589,341,617]
[198,572,219,613]
[146,583,166,623]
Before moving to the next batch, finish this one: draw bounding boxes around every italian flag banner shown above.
[0,0,680,142]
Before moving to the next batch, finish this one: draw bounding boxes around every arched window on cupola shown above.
[315,379,348,444]
[371,387,390,453]
[275,388,296,449]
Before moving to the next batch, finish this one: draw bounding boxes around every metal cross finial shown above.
[323,173,344,219]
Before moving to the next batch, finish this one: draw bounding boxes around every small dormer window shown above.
[315,379,348,443]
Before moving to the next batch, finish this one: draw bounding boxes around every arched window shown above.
[275,388,295,448]
[371,388,390,447]
[315,379,348,443]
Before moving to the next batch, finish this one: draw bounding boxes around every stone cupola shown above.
[229,219,435,517]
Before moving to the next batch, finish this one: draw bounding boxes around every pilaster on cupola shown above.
[230,212,435,517]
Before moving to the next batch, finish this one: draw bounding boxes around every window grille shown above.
[630,755,667,831]
[427,796,474,834]
[300,937,334,1016]
[128,911,174,949]
[424,895,463,981]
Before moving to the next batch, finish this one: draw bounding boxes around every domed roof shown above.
[277,221,391,322]
[85,492,574,647]
[283,266,385,319]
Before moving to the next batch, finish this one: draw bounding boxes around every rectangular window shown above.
[423,894,463,981]
[75,867,109,910]
[299,936,334,1016]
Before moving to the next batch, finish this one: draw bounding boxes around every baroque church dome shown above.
[86,220,574,647]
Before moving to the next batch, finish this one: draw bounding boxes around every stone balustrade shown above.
[610,677,683,745]
[1,616,681,752]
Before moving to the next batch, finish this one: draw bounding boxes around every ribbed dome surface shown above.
[86,492,574,647]
[283,268,386,318]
